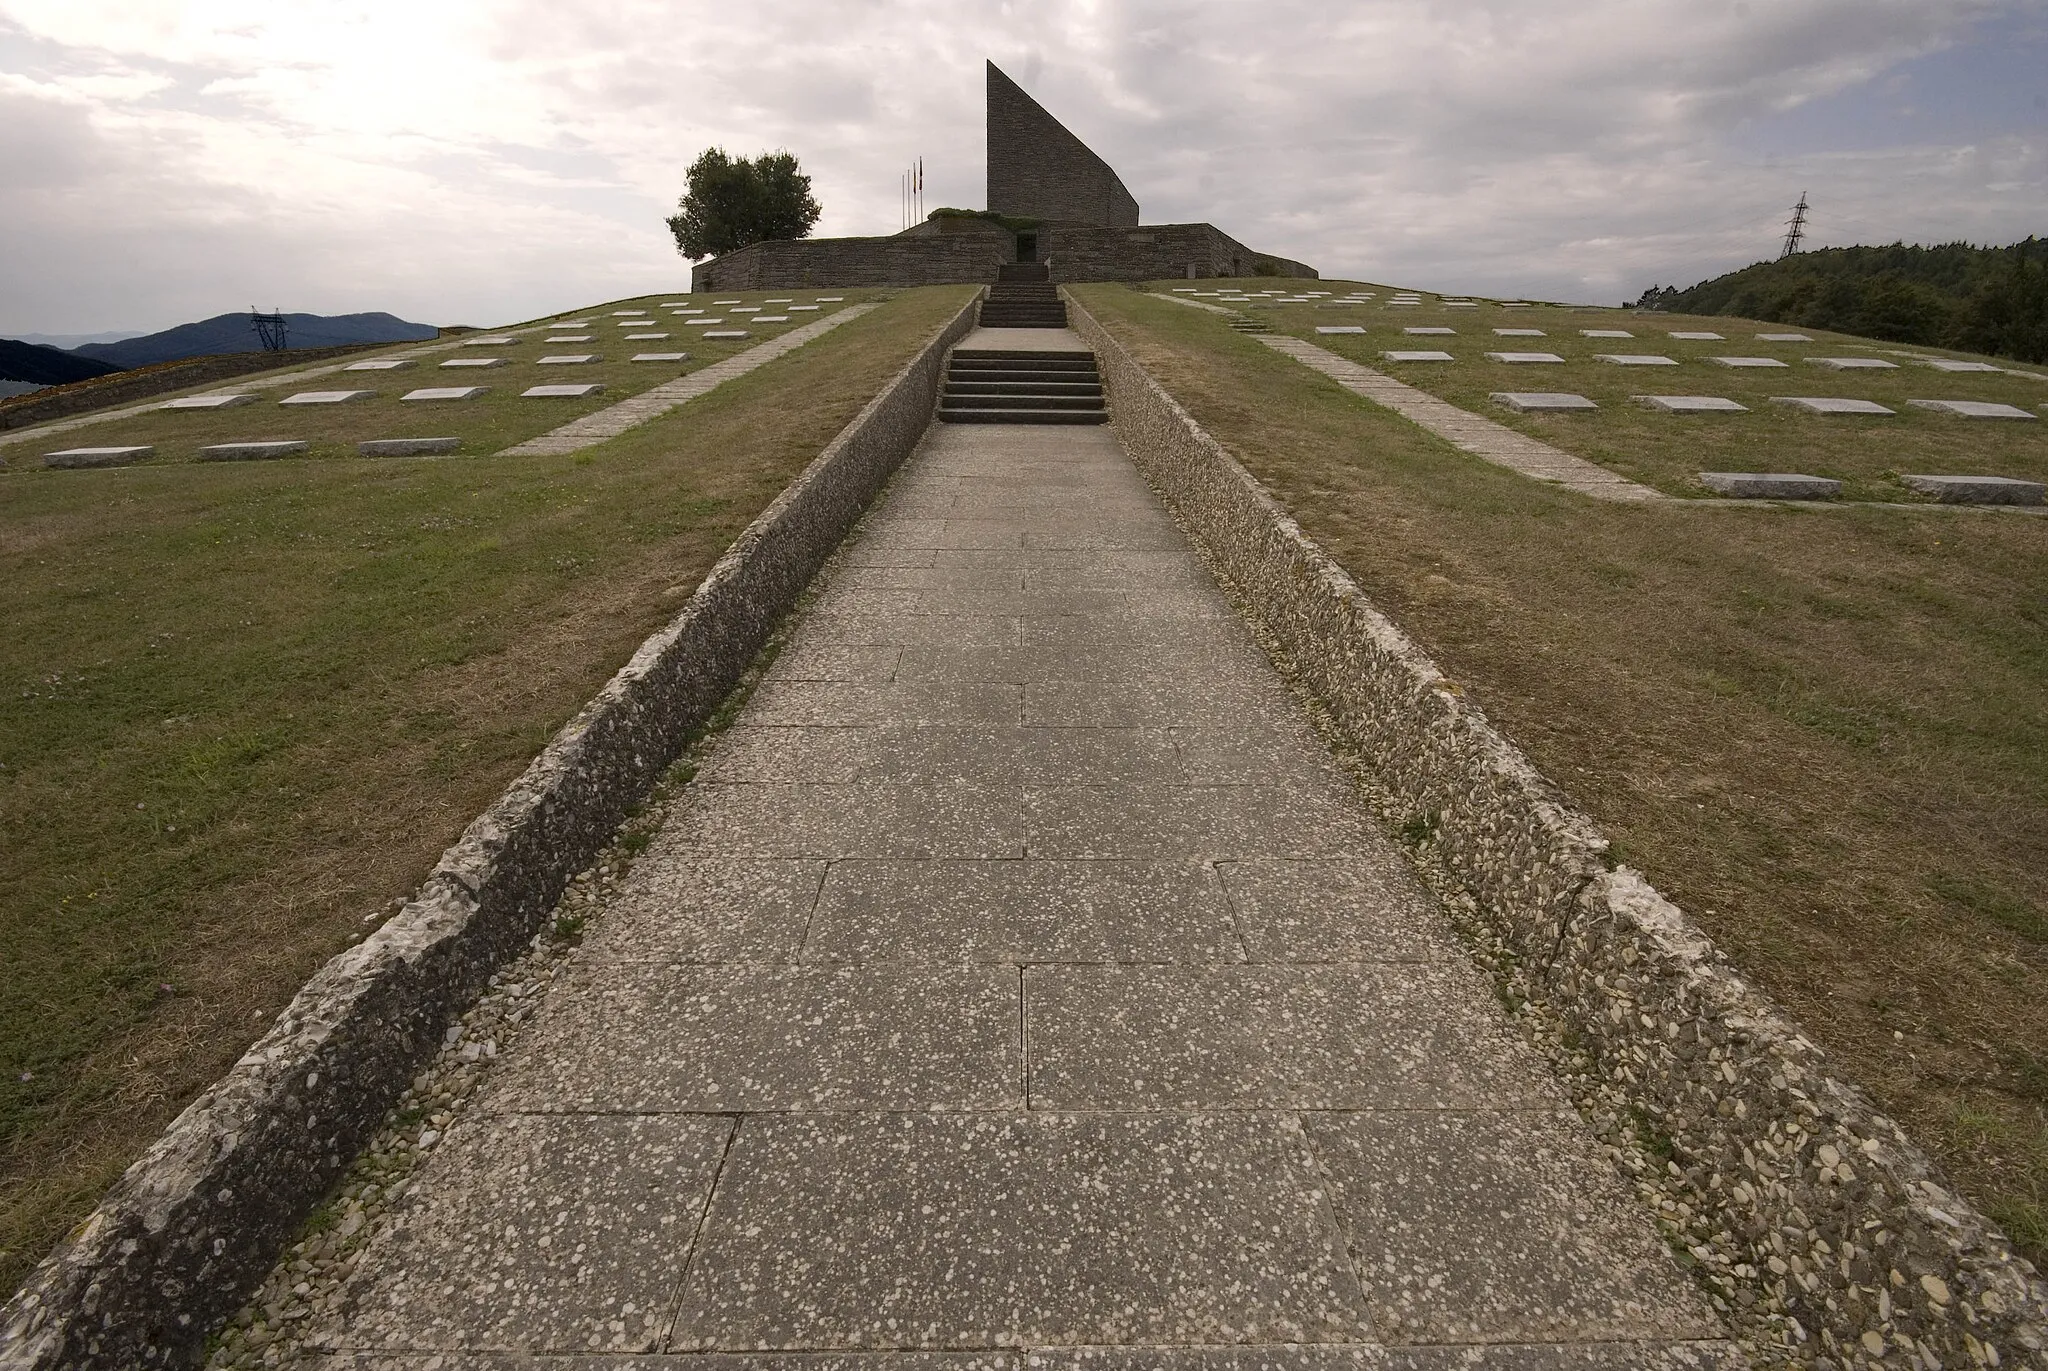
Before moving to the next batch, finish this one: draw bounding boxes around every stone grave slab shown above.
[1808,357,1898,370]
[1667,331,1723,340]
[1492,392,1597,412]
[1385,300,1420,306]
[610,310,649,317]
[1709,356,1787,368]
[1494,328,1546,336]
[1594,354,1677,366]
[688,317,725,326]
[544,334,593,343]
[1900,474,2046,505]
[344,359,416,371]
[1498,301,1533,307]
[1171,287,1198,292]
[1404,326,1456,335]
[730,306,762,313]
[440,357,506,369]
[538,354,600,365]
[522,383,606,398]
[280,389,375,405]
[358,437,461,457]
[1908,399,2037,420]
[789,304,821,311]
[1756,333,1811,342]
[631,352,691,362]
[750,317,789,324]
[162,393,256,410]
[1381,350,1454,362]
[1581,329,1634,338]
[462,335,519,346]
[816,296,844,301]
[1316,326,1367,334]
[1920,358,2002,372]
[704,330,751,339]
[1443,301,1478,308]
[403,386,489,401]
[197,441,308,461]
[1769,397,1896,415]
[714,299,742,305]
[1485,352,1566,364]
[1699,471,1840,499]
[554,319,591,327]
[1633,395,1748,413]
[766,297,794,303]
[44,445,153,469]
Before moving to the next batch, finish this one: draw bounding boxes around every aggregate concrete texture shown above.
[308,378,1735,1364]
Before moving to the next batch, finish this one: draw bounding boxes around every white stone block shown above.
[674,309,705,315]
[1756,333,1810,342]
[816,296,844,301]
[1404,326,1456,335]
[625,331,670,339]
[1594,354,1678,366]
[197,440,307,461]
[463,335,519,346]
[714,299,742,305]
[1494,328,1546,336]
[730,306,762,313]
[546,334,594,343]
[44,445,153,469]
[280,389,375,405]
[766,298,793,303]
[661,301,687,307]
[555,319,591,327]
[1908,399,2037,419]
[1633,395,1749,413]
[1699,471,1840,499]
[789,305,821,311]
[1492,392,1597,411]
[538,354,600,365]
[1808,357,1898,370]
[1769,397,1896,415]
[611,310,648,316]
[1172,287,1199,292]
[632,352,691,362]
[161,394,257,410]
[1920,358,2002,372]
[1710,356,1788,368]
[403,386,489,401]
[1581,329,1633,338]
[687,318,725,326]
[1444,301,1479,308]
[1667,331,1723,340]
[1900,474,2045,504]
[1385,301,1420,307]
[441,357,507,368]
[521,384,606,398]
[703,330,750,339]
[1381,350,1454,362]
[1485,352,1565,363]
[345,359,416,371]
[750,317,789,324]
[1316,326,1367,334]
[359,437,461,457]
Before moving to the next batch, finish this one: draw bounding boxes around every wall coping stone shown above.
[1065,286,2048,1369]
[0,291,984,1371]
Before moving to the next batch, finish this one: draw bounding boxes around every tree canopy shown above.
[666,148,822,261]
[1635,238,2048,364]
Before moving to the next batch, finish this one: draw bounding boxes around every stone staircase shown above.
[979,265,1069,329]
[938,348,1107,425]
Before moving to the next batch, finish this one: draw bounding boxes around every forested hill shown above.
[1635,239,2048,364]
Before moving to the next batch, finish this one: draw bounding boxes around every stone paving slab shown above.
[310,390,1735,1364]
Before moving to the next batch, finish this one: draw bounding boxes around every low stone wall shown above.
[1044,223,1317,282]
[0,346,382,432]
[691,232,1005,291]
[0,292,984,1371]
[1066,290,2048,1370]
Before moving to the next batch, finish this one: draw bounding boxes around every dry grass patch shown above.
[0,284,973,1297]
[1078,282,2048,1261]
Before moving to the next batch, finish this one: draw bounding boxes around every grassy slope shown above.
[1076,281,2048,1261]
[0,284,973,1296]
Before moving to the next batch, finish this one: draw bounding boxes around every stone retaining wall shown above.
[0,346,382,432]
[0,293,984,1371]
[1066,290,2048,1370]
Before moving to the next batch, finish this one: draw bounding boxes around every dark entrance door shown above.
[1016,232,1038,262]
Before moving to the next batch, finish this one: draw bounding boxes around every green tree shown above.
[666,148,822,260]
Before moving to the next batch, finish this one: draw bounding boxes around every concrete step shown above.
[942,393,1105,411]
[945,381,1104,396]
[954,349,1095,362]
[937,406,1109,424]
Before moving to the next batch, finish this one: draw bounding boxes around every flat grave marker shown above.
[714,299,742,305]
[815,296,844,301]
[631,352,691,362]
[789,305,821,312]
[1444,301,1478,308]
[610,311,649,317]
[1710,356,1789,368]
[280,390,375,405]
[1581,329,1633,338]
[345,359,416,371]
[1315,326,1367,334]
[1381,350,1454,362]
[703,330,750,340]
[1699,471,1840,499]
[545,334,594,343]
[1485,351,1566,364]
[1494,328,1546,336]
[521,383,606,398]
[1404,326,1456,335]
[1492,392,1597,412]
[1900,474,2045,505]
[1756,333,1811,342]
[1634,395,1749,413]
[358,437,461,457]
[1921,358,2003,373]
[688,318,725,326]
[1908,399,2037,420]
[1769,397,1896,415]
[537,354,600,365]
[625,331,671,339]
[554,319,591,328]
[1594,354,1678,366]
[462,336,519,347]
[197,441,307,461]
[730,306,762,314]
[162,394,257,410]
[751,316,790,323]
[1809,357,1899,370]
[44,445,153,469]
[1668,331,1723,340]
[440,357,507,369]
[403,386,489,402]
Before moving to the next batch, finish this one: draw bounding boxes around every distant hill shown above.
[73,311,438,369]
[1635,239,2048,364]
[0,338,125,387]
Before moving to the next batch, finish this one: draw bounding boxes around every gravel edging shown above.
[1067,287,2048,1370]
[0,290,982,1371]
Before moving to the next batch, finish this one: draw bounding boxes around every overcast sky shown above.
[3,0,2044,337]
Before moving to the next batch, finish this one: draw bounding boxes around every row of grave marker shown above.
[1481,391,2039,420]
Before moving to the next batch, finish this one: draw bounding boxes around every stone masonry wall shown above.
[1067,289,2048,1370]
[690,232,1005,291]
[0,294,985,1371]
[1044,223,1318,282]
[985,61,1139,227]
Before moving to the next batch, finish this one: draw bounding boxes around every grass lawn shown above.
[1155,281,2048,503]
[1077,281,2048,1262]
[0,284,973,1298]
[2,290,887,467]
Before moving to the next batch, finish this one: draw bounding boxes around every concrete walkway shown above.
[305,329,1740,1368]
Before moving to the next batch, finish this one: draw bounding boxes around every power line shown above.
[249,307,288,351]
[1780,192,1809,259]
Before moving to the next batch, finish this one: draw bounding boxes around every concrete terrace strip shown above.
[1253,334,1665,503]
[497,305,877,456]
[300,345,1737,1362]
[0,329,550,452]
